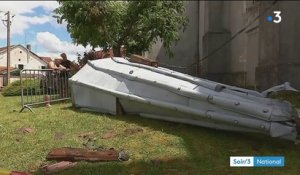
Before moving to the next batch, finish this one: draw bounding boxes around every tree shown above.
[54,1,188,57]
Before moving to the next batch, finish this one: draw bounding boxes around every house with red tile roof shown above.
[0,44,49,87]
[0,44,48,70]
[40,56,52,63]
[0,66,15,72]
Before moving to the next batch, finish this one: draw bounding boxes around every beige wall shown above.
[0,45,47,70]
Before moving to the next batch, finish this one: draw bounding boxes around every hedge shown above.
[2,79,41,96]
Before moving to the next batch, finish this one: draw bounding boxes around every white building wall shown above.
[0,45,47,69]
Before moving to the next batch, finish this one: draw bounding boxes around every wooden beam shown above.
[128,54,158,67]
[46,147,129,162]
[41,161,77,174]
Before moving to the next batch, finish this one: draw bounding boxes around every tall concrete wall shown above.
[148,1,200,76]
[201,1,231,76]
[149,1,299,90]
[149,1,256,87]
[201,1,259,87]
[256,1,300,90]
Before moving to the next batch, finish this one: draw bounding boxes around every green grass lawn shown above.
[0,94,300,175]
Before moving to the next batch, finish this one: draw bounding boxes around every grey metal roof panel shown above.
[69,57,300,142]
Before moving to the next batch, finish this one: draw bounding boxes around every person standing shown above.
[44,59,66,107]
[60,53,72,69]
[59,53,73,98]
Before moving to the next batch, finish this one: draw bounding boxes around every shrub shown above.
[2,79,41,96]
[11,69,21,76]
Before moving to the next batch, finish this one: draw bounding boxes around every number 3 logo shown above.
[273,11,282,23]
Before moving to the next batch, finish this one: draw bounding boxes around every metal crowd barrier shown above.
[20,69,71,112]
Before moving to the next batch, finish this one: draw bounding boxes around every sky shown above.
[0,1,95,61]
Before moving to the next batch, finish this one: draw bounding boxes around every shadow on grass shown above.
[63,106,294,146]
[50,106,300,175]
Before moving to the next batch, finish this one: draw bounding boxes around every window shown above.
[18,64,24,70]
[20,51,22,53]
[18,59,21,61]
[41,66,46,69]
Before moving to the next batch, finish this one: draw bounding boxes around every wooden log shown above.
[128,54,158,67]
[46,147,127,162]
[41,161,77,174]
[10,172,31,175]
[0,169,11,175]
[0,169,31,175]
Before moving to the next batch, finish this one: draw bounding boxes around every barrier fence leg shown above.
[19,105,33,113]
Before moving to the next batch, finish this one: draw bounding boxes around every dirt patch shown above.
[102,131,118,139]
[54,132,64,140]
[124,128,143,136]
[78,131,95,139]
[18,127,34,134]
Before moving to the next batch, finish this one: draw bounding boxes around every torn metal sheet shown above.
[69,57,300,142]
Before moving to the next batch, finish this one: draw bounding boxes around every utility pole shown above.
[6,11,11,85]
[2,11,11,85]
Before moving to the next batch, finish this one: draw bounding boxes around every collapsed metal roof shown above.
[69,57,300,142]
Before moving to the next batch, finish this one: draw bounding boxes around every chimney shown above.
[26,44,31,63]
[26,44,31,51]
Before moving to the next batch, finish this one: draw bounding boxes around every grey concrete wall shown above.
[226,1,246,73]
[149,1,299,90]
[245,28,259,87]
[256,1,300,90]
[148,1,200,76]
[194,1,260,87]
[149,1,253,86]
[201,1,231,78]
[202,1,248,86]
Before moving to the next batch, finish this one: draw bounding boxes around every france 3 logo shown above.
[267,11,282,24]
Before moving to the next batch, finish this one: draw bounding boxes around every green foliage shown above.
[2,79,41,96]
[54,1,188,57]
[11,69,21,76]
[269,91,300,108]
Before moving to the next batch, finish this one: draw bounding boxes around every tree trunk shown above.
[113,46,121,57]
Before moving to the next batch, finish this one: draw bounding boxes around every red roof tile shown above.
[40,57,52,63]
[0,45,15,52]
[0,66,16,72]
[94,50,114,59]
